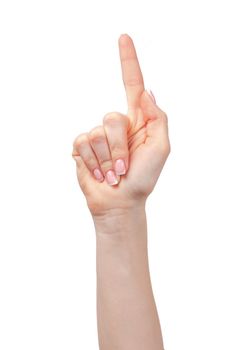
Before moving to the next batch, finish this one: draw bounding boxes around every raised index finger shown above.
[118,34,145,110]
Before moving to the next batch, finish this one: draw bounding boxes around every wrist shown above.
[92,200,147,236]
[95,201,149,274]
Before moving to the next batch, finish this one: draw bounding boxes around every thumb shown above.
[140,89,170,152]
[140,89,166,122]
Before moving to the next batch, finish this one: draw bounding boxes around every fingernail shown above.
[115,159,126,175]
[106,170,118,186]
[93,168,104,182]
[146,89,156,104]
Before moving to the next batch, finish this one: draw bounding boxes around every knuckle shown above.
[73,133,89,149]
[111,145,128,159]
[103,112,129,128]
[103,112,122,125]
[124,77,144,86]
[99,159,112,171]
[86,157,98,169]
[89,126,105,143]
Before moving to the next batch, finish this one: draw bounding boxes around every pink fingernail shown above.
[146,89,156,104]
[93,168,104,182]
[115,159,126,175]
[106,170,118,186]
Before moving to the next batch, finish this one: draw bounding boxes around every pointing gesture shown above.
[119,34,145,111]
[72,34,170,216]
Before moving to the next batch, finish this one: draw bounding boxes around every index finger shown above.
[118,34,145,110]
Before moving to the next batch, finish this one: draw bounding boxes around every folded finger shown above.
[88,126,120,186]
[73,133,104,182]
[103,112,129,176]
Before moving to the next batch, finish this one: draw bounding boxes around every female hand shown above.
[72,34,170,217]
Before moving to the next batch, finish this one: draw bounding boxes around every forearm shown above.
[93,203,164,350]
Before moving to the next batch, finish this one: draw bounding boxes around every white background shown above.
[0,0,239,349]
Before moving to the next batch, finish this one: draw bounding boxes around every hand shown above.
[72,34,170,217]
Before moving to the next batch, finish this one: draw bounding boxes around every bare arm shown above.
[72,34,170,350]
[94,205,164,350]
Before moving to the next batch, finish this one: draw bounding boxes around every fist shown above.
[72,90,170,216]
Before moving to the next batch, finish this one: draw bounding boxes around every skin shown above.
[72,34,170,350]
